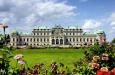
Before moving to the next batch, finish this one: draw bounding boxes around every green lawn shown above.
[11,48,85,69]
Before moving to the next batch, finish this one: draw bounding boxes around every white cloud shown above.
[108,12,115,35]
[109,12,115,26]
[0,0,77,32]
[82,19,102,31]
[109,26,115,34]
[110,21,115,26]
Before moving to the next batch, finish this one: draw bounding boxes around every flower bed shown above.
[0,43,115,75]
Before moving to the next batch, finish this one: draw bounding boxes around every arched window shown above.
[37,38,39,42]
[80,38,82,42]
[83,38,85,42]
[60,39,63,45]
[52,39,55,44]
[56,39,59,44]
[90,38,92,42]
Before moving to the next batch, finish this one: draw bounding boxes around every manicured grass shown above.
[11,48,85,69]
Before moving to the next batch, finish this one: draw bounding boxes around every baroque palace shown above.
[10,25,106,48]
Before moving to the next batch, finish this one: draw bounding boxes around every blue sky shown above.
[0,0,115,41]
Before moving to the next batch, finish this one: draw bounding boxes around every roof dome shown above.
[11,30,18,33]
[11,30,19,36]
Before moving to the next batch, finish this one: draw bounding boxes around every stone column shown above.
[54,38,56,45]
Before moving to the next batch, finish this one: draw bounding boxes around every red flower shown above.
[103,71,109,75]
[110,68,115,75]
[113,68,115,74]
[96,70,109,75]
[96,70,104,75]
[109,71,114,75]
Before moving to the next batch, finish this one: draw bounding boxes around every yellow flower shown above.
[101,67,108,72]
[93,56,100,60]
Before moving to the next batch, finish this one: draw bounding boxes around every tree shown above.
[112,38,115,44]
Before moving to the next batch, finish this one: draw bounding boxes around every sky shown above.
[0,0,115,41]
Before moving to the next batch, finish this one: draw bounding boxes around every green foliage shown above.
[0,34,10,46]
[0,46,15,75]
[84,43,115,61]
[73,42,115,74]
[112,38,115,44]
[1,43,114,75]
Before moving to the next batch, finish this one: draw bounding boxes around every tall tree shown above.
[112,38,115,44]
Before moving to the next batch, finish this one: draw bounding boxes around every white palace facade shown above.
[10,25,106,48]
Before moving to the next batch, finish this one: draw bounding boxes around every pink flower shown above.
[18,60,26,65]
[102,53,109,61]
[89,63,100,69]
[14,54,23,60]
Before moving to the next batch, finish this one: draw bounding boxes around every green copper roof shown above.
[94,30,104,34]
[83,32,97,36]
